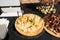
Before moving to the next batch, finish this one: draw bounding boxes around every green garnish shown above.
[29,19,35,25]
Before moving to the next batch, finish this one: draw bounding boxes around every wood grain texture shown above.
[20,0,40,4]
[20,0,60,4]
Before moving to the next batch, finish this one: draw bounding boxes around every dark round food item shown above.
[44,14,60,38]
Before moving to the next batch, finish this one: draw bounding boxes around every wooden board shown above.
[20,0,40,4]
[20,0,60,4]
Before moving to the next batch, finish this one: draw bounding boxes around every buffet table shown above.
[1,2,60,40]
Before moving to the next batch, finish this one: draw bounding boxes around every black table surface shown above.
[0,3,60,40]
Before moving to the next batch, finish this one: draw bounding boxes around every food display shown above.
[15,13,44,36]
[2,0,60,40]
[44,14,60,38]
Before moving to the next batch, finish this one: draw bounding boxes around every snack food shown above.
[15,13,44,36]
[36,5,56,14]
[44,14,60,38]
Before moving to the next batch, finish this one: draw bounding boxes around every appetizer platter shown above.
[15,13,44,37]
[8,13,45,40]
[44,14,60,38]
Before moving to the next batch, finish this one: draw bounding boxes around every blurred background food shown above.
[20,0,60,4]
[36,0,58,14]
[20,0,40,4]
